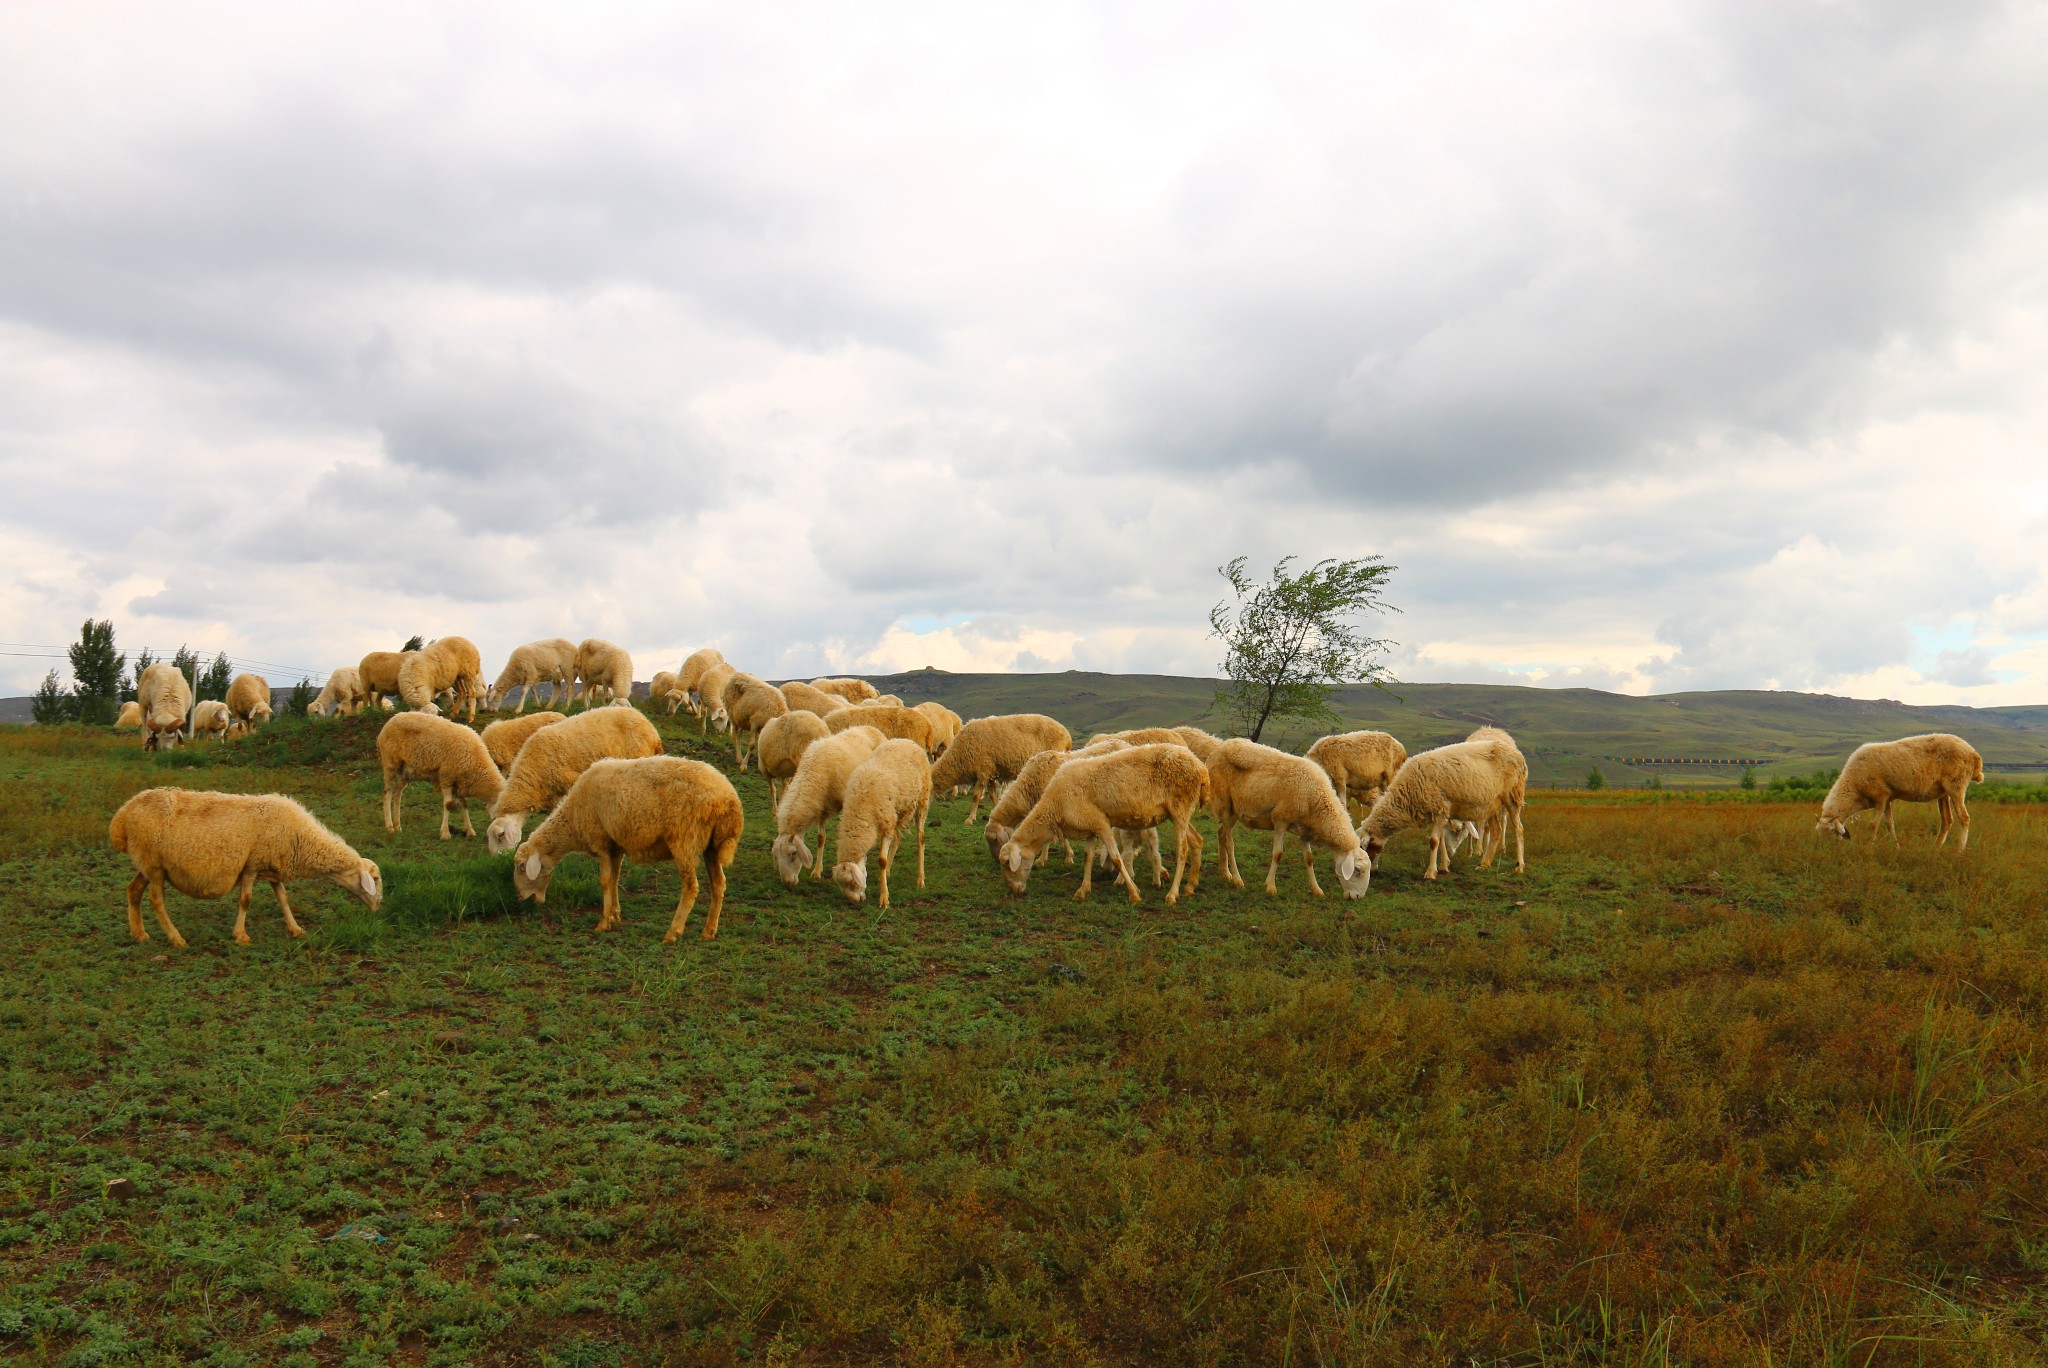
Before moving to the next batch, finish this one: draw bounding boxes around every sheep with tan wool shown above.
[377,712,505,840]
[311,666,367,718]
[779,679,850,718]
[930,714,1072,824]
[1172,726,1224,764]
[831,739,933,908]
[826,704,935,754]
[721,673,789,771]
[116,700,143,729]
[997,744,1208,905]
[485,638,578,712]
[983,738,1130,865]
[1816,733,1983,851]
[136,662,192,751]
[1207,739,1374,898]
[481,711,567,772]
[695,662,738,735]
[811,677,880,704]
[1084,727,1184,750]
[486,706,664,854]
[647,671,683,715]
[225,673,272,737]
[1306,730,1407,815]
[676,647,725,717]
[1459,727,1526,866]
[513,757,743,942]
[191,700,234,743]
[358,651,414,711]
[110,788,382,948]
[912,701,963,752]
[772,725,885,884]
[397,637,485,721]
[1358,734,1527,879]
[573,638,634,708]
[758,710,832,808]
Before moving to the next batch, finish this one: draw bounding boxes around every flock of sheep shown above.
[102,635,1991,949]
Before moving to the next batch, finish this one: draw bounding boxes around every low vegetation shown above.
[4,715,2047,1364]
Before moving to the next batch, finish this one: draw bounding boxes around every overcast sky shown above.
[4,2,2046,703]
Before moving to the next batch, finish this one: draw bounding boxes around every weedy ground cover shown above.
[3,716,2046,1365]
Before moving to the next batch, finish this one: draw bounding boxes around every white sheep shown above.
[831,739,933,908]
[771,725,886,884]
[721,672,789,771]
[398,637,484,721]
[109,788,382,947]
[779,679,850,718]
[1358,734,1527,879]
[1206,739,1374,898]
[311,666,367,717]
[929,714,1073,824]
[115,700,143,729]
[486,706,665,854]
[191,700,234,743]
[480,710,568,772]
[136,662,192,751]
[1816,733,1984,851]
[225,673,273,737]
[676,647,725,717]
[912,700,963,752]
[982,737,1131,865]
[810,677,880,704]
[825,703,936,754]
[758,710,832,808]
[646,671,683,715]
[1305,730,1407,814]
[996,744,1208,905]
[573,638,635,708]
[694,662,739,735]
[513,757,744,941]
[357,650,415,713]
[377,712,505,839]
[485,638,578,712]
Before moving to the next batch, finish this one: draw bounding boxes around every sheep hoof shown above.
[233,931,251,945]
[167,935,187,949]
[662,931,681,944]
[288,926,306,939]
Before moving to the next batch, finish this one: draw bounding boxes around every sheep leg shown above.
[665,858,701,942]
[1077,838,1097,898]
[1218,819,1243,888]
[233,871,256,945]
[1264,830,1288,896]
[915,798,929,888]
[147,874,186,948]
[878,830,894,910]
[438,782,455,840]
[1169,820,1202,902]
[1425,821,1445,880]
[1301,835,1324,897]
[1147,827,1164,887]
[811,822,828,879]
[733,728,747,771]
[271,882,305,938]
[383,776,401,833]
[1953,789,1971,853]
[596,850,620,931]
[965,780,987,825]
[458,796,475,838]
[125,873,149,941]
[702,844,728,939]
[1103,822,1142,905]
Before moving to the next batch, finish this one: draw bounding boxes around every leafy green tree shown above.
[124,647,156,703]
[1208,554,1397,743]
[66,619,123,725]
[1586,767,1605,791]
[171,645,200,699]
[1739,765,1757,791]
[198,652,233,702]
[286,678,316,716]
[402,635,424,652]
[31,669,72,725]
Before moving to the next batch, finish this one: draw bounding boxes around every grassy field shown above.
[4,712,2048,1365]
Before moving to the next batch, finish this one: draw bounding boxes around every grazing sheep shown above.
[825,704,935,755]
[485,638,578,712]
[695,662,738,735]
[311,666,367,717]
[486,706,664,854]
[912,701,963,752]
[779,679,849,718]
[358,650,416,712]
[811,677,880,704]
[676,647,725,717]
[983,738,1131,864]
[1816,733,1984,851]
[574,638,635,708]
[377,712,505,840]
[997,744,1208,905]
[225,673,273,737]
[115,700,142,729]
[513,757,743,942]
[1358,735,1527,879]
[1207,739,1375,898]
[758,710,832,808]
[398,637,485,721]
[831,739,933,908]
[930,714,1073,824]
[191,700,234,743]
[480,711,568,772]
[1306,730,1408,814]
[109,788,382,948]
[1084,727,1185,749]
[721,673,789,771]
[1461,727,1527,865]
[136,662,192,751]
[646,671,683,715]
[772,725,886,884]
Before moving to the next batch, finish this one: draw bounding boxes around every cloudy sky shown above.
[4,1,2047,703]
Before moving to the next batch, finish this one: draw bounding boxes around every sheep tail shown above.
[108,809,128,853]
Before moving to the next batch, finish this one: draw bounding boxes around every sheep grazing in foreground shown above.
[1817,733,1984,851]
[191,700,234,743]
[676,647,725,717]
[930,714,1073,824]
[115,700,142,729]
[647,671,683,715]
[377,712,506,839]
[1306,730,1408,815]
[811,677,880,704]
[695,662,738,735]
[779,679,849,718]
[722,673,789,771]
[487,706,664,854]
[136,661,192,751]
[358,650,416,712]
[574,638,634,708]
[983,738,1131,865]
[1204,739,1374,898]
[758,710,832,808]
[480,711,568,773]
[772,725,886,884]
[225,673,273,737]
[912,700,963,752]
[311,666,367,718]
[485,638,578,712]
[997,744,1208,904]
[397,637,484,721]
[513,757,743,942]
[826,704,936,754]
[109,788,382,948]
[831,739,934,908]
[1358,734,1527,879]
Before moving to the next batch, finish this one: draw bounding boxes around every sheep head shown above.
[771,834,811,886]
[1333,847,1372,899]
[832,860,868,903]
[512,846,557,902]
[983,821,1012,865]
[486,812,526,856]
[997,839,1034,894]
[333,859,383,910]
[1815,813,1850,840]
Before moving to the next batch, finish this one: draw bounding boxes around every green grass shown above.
[4,713,2048,1364]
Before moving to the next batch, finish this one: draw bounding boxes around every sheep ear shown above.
[359,867,378,897]
[1337,850,1359,880]
[524,853,541,881]
[1004,844,1025,873]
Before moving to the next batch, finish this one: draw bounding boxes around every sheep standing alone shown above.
[779,680,850,718]
[311,667,367,717]
[109,788,382,947]
[574,638,634,708]
[983,738,1131,864]
[721,673,789,771]
[929,714,1073,824]
[831,739,933,908]
[487,706,665,854]
[480,711,568,772]
[136,662,192,751]
[758,710,832,808]
[1306,730,1408,815]
[191,700,234,743]
[115,700,143,729]
[398,637,484,721]
[1817,733,1984,850]
[485,638,578,712]
[772,725,885,884]
[225,673,273,737]
[1204,739,1374,898]
[358,650,417,712]
[695,662,738,735]
[676,648,725,717]
[1358,735,1527,879]
[513,757,743,942]
[825,704,935,754]
[996,744,1208,905]
[811,677,880,703]
[377,712,506,839]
